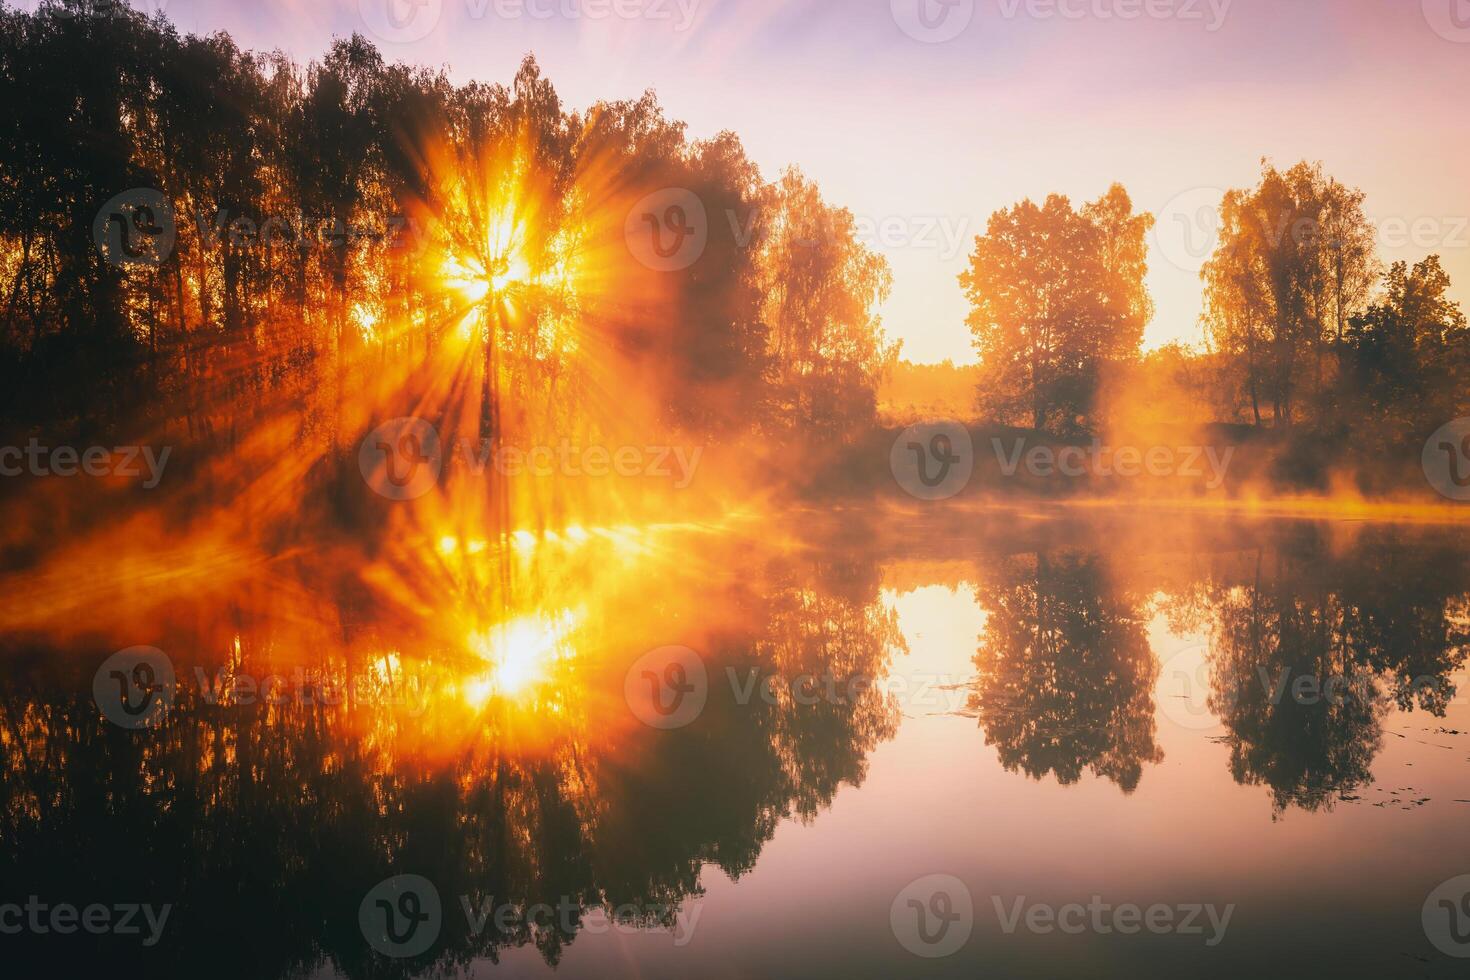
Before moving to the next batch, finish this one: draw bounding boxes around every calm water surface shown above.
[4,509,1470,977]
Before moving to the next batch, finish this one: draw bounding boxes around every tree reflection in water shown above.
[3,516,1469,975]
[0,528,904,978]
[966,551,1163,793]
[1199,527,1470,816]
[963,522,1470,816]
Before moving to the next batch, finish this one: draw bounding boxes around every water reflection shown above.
[2,514,1469,975]
[958,520,1470,815]
[967,551,1162,793]
[1190,527,1470,815]
[0,523,905,976]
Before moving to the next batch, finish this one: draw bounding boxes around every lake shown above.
[3,507,1469,977]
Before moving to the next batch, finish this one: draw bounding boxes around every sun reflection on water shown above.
[463,610,581,705]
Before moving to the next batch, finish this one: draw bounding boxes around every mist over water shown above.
[4,3,1470,977]
[3,508,1469,977]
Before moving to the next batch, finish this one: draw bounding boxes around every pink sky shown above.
[51,0,1470,362]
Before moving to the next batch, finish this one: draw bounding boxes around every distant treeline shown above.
[959,163,1470,448]
[3,2,1465,501]
[0,0,897,462]
[880,360,982,423]
[883,163,1470,495]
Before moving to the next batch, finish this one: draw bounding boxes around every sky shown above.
[33,0,1470,364]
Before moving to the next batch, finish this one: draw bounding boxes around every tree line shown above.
[959,161,1470,475]
[6,2,1465,501]
[0,0,898,469]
